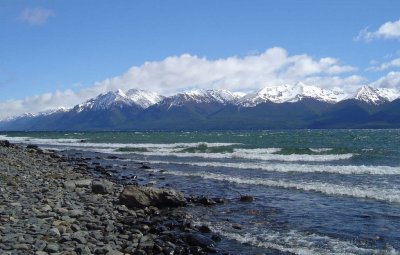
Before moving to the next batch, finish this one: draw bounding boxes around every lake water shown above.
[1,130,400,254]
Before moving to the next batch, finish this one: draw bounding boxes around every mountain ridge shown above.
[1,83,400,130]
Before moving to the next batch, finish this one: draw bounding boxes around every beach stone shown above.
[35,252,48,255]
[92,179,113,194]
[119,185,186,208]
[45,243,59,253]
[71,231,87,244]
[106,250,124,255]
[63,181,76,191]
[74,179,92,188]
[48,227,61,237]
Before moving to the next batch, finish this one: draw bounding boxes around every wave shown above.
[0,135,238,150]
[139,150,354,162]
[0,135,354,162]
[201,221,394,255]
[148,160,400,175]
[146,169,400,203]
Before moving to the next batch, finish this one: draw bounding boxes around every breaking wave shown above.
[148,160,400,175]
[201,221,396,255]
[146,169,400,203]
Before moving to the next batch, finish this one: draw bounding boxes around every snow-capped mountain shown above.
[354,86,400,105]
[238,82,347,107]
[74,89,163,112]
[2,83,400,131]
[157,89,238,109]
[2,107,70,122]
[126,89,164,108]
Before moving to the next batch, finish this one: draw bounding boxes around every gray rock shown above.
[35,251,49,255]
[74,179,92,188]
[13,243,30,250]
[75,245,91,255]
[69,209,84,217]
[41,205,52,212]
[48,227,60,237]
[72,231,87,244]
[106,250,124,255]
[119,185,186,208]
[92,179,113,194]
[45,243,59,253]
[71,224,81,232]
[63,181,76,191]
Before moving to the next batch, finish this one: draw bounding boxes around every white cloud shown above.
[356,18,400,41]
[18,8,55,25]
[371,71,400,88]
[0,47,360,119]
[367,57,400,71]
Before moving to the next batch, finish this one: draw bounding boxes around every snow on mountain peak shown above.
[239,82,346,107]
[75,89,163,112]
[126,89,164,108]
[354,85,399,105]
[159,89,238,109]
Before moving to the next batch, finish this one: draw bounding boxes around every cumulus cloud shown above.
[356,18,400,41]
[370,71,400,88]
[0,47,361,119]
[367,58,400,71]
[18,7,55,25]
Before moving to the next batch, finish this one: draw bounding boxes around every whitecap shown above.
[146,169,400,203]
[148,160,400,175]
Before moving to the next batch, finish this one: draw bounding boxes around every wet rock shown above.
[92,179,114,194]
[0,140,11,147]
[119,185,186,208]
[139,163,152,169]
[26,144,39,150]
[211,234,222,242]
[185,233,214,248]
[240,195,254,202]
[198,225,211,233]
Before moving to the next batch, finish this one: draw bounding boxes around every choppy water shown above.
[1,130,400,254]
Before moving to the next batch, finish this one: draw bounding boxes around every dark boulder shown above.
[0,140,11,147]
[119,185,186,208]
[26,144,39,149]
[92,179,114,194]
[185,233,214,248]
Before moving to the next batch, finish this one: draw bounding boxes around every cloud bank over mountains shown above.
[0,46,399,120]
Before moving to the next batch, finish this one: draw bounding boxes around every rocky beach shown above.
[0,140,224,255]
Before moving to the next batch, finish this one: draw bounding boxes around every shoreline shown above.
[0,140,226,255]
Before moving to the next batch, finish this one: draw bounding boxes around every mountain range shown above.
[1,83,400,131]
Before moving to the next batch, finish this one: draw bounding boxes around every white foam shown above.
[309,148,333,153]
[140,150,354,162]
[0,135,238,150]
[0,135,353,162]
[201,221,392,255]
[148,160,400,175]
[146,169,400,203]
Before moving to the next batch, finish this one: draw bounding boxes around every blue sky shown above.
[0,0,400,118]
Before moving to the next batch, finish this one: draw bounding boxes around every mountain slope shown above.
[238,82,346,107]
[354,86,400,105]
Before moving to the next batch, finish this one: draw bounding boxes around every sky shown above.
[0,0,400,119]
